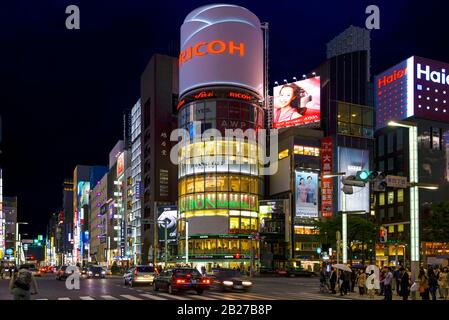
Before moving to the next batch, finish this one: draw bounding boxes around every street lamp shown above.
[177,216,189,265]
[388,120,419,281]
[339,210,367,264]
[15,222,28,265]
[323,172,346,179]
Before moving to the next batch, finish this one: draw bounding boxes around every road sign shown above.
[386,175,408,188]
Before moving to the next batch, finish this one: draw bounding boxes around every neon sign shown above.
[179,194,254,212]
[377,66,407,89]
[179,40,245,66]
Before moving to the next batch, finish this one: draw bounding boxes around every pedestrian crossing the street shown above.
[33,290,349,301]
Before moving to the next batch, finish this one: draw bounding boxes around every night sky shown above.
[1,0,449,238]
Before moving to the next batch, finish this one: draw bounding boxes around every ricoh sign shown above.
[179,4,264,98]
[375,56,449,128]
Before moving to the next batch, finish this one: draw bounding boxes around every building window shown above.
[397,206,404,219]
[387,158,394,171]
[337,102,373,138]
[397,129,404,151]
[294,226,318,235]
[397,189,404,202]
[388,225,395,233]
[378,135,385,157]
[398,224,404,232]
[379,193,385,206]
[388,207,394,218]
[431,127,442,150]
[230,217,239,233]
[380,209,385,219]
[378,160,385,172]
[387,191,394,204]
[294,145,320,157]
[387,132,394,154]
[278,149,289,160]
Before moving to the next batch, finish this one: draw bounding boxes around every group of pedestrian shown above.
[415,266,449,300]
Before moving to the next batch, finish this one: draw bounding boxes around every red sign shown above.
[377,66,407,89]
[321,137,333,218]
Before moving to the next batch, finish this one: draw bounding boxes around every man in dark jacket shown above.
[399,267,410,300]
[329,267,337,294]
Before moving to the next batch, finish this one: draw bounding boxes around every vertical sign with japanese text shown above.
[321,137,333,218]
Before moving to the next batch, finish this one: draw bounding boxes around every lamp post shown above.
[388,120,419,281]
[15,222,28,265]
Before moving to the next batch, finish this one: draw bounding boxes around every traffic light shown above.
[379,226,387,243]
[372,172,387,191]
[356,170,371,182]
[341,175,366,194]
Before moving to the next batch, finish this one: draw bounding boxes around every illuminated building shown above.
[61,179,74,264]
[140,54,179,264]
[130,99,142,264]
[89,174,108,265]
[72,165,108,265]
[374,56,449,268]
[2,196,17,262]
[176,4,265,271]
[0,169,4,261]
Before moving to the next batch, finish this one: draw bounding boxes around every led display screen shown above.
[158,206,178,243]
[273,77,321,129]
[337,147,370,213]
[295,171,318,218]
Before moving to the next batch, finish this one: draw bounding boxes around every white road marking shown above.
[192,294,216,300]
[206,292,235,300]
[35,298,49,300]
[120,294,143,300]
[58,297,71,300]
[139,293,169,300]
[156,293,194,300]
[80,296,95,300]
[101,295,119,300]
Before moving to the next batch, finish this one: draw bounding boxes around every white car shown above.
[124,265,157,287]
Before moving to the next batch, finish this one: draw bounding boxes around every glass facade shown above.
[177,89,264,265]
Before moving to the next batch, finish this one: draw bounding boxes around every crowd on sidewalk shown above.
[320,265,449,300]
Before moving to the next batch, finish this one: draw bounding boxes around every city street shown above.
[0,274,402,301]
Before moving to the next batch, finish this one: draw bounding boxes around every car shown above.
[153,268,211,295]
[87,266,106,279]
[81,267,89,277]
[124,265,157,286]
[208,268,252,292]
[277,268,314,277]
[27,264,41,277]
[56,265,80,280]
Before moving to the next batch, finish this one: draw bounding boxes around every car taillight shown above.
[202,279,210,284]
[175,278,186,284]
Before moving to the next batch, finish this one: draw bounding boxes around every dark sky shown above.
[1,0,449,238]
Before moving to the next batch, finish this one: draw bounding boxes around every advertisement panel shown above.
[157,206,178,243]
[273,77,321,129]
[179,4,263,97]
[375,56,449,129]
[295,171,318,218]
[117,152,124,177]
[321,137,333,218]
[337,147,370,213]
[77,181,90,207]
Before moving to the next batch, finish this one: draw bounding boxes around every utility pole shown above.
[164,220,168,266]
[153,202,158,266]
[336,231,341,264]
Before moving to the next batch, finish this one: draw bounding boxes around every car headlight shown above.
[242,281,252,286]
[223,281,234,286]
[88,271,93,275]
[101,271,105,274]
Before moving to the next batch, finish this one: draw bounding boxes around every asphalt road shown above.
[0,273,400,300]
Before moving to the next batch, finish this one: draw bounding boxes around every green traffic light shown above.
[356,170,370,181]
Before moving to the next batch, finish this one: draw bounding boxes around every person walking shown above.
[438,267,449,300]
[418,268,430,300]
[357,269,366,296]
[399,267,410,300]
[366,270,376,299]
[339,270,348,296]
[394,267,401,296]
[329,267,337,294]
[382,266,394,301]
[350,269,357,292]
[9,264,38,300]
[428,267,438,301]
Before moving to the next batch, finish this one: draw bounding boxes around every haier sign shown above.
[375,56,449,129]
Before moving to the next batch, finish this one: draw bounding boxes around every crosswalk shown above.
[34,290,350,301]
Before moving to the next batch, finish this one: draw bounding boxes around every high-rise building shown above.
[176,4,265,271]
[62,179,73,264]
[140,54,179,264]
[373,56,449,267]
[73,165,108,265]
[2,196,17,262]
[89,174,108,265]
[130,99,142,264]
[0,169,4,261]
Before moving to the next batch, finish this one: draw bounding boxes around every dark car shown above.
[209,268,252,292]
[153,268,211,295]
[56,265,80,280]
[87,266,105,279]
[277,268,314,277]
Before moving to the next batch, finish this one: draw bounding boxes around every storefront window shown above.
[229,176,240,192]
[387,191,394,204]
[241,218,251,232]
[195,176,204,193]
[278,149,289,160]
[397,189,404,202]
[230,217,239,233]
[241,239,250,254]
[379,193,385,206]
[186,177,194,194]
[216,175,229,191]
[250,218,258,231]
[205,174,216,192]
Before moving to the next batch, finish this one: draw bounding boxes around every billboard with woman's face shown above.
[273,77,321,129]
[295,171,318,217]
